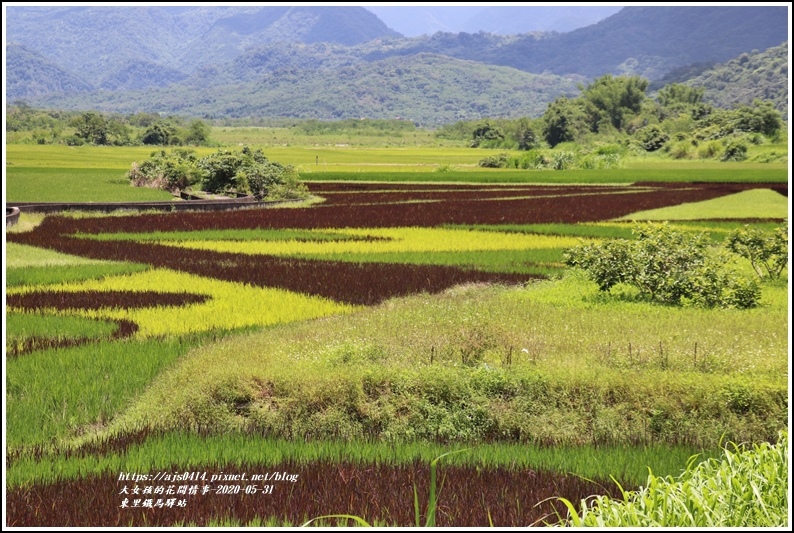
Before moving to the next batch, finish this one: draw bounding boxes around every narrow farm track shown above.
[5,460,629,527]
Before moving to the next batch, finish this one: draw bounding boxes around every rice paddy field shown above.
[4,140,790,527]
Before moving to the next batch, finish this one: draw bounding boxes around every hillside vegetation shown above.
[7,6,788,125]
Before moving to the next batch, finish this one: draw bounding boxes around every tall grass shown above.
[6,312,118,351]
[557,431,788,527]
[92,276,787,450]
[6,263,150,286]
[7,432,714,489]
[6,337,197,448]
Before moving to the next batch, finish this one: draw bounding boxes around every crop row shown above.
[7,290,209,311]
[16,183,770,236]
[6,312,139,357]
[5,459,625,527]
[314,185,641,205]
[7,319,138,357]
[9,232,537,306]
[7,269,357,336]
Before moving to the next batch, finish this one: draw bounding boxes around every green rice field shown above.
[4,137,789,527]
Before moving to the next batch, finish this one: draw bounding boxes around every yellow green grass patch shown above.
[617,189,788,221]
[7,268,358,337]
[154,227,591,257]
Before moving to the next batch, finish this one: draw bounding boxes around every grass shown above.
[618,188,789,220]
[6,431,716,490]
[6,337,198,448]
[5,144,787,204]
[88,273,787,450]
[6,167,175,202]
[5,242,122,268]
[558,431,788,527]
[6,312,119,351]
[4,139,789,526]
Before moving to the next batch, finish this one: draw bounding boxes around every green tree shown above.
[732,100,783,138]
[581,74,649,131]
[541,97,590,147]
[726,221,788,280]
[513,118,539,150]
[657,83,704,107]
[141,121,178,145]
[470,120,505,148]
[71,111,109,145]
[184,119,211,145]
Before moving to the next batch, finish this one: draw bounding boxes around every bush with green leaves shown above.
[564,223,761,309]
[726,221,788,280]
[720,138,748,162]
[127,148,202,193]
[128,146,307,200]
[635,125,669,152]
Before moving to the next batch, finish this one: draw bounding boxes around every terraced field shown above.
[5,173,788,526]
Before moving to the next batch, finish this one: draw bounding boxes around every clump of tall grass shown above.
[557,430,788,527]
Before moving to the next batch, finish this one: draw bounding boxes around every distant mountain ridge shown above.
[5,5,401,85]
[5,5,789,124]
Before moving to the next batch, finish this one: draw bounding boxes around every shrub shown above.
[635,125,669,151]
[564,223,761,308]
[696,140,722,159]
[720,138,748,161]
[127,146,307,199]
[478,153,510,168]
[726,221,788,280]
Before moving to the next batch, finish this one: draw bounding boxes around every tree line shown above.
[434,75,785,166]
[6,103,212,147]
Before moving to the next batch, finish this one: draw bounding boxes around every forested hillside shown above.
[686,42,789,115]
[362,6,788,79]
[5,6,788,124]
[28,54,580,125]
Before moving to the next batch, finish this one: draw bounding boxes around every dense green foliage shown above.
[127,146,308,199]
[7,104,214,147]
[564,223,762,308]
[726,221,789,280]
[686,41,788,116]
[559,431,788,527]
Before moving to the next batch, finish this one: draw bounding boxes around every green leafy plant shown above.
[564,222,761,308]
[554,431,788,527]
[726,220,788,280]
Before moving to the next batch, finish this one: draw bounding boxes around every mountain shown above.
[5,5,402,84]
[686,42,789,115]
[6,6,789,125]
[364,6,622,36]
[28,54,581,126]
[6,43,94,100]
[99,60,189,92]
[364,6,789,80]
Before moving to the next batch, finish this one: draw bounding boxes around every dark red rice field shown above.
[6,459,627,527]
